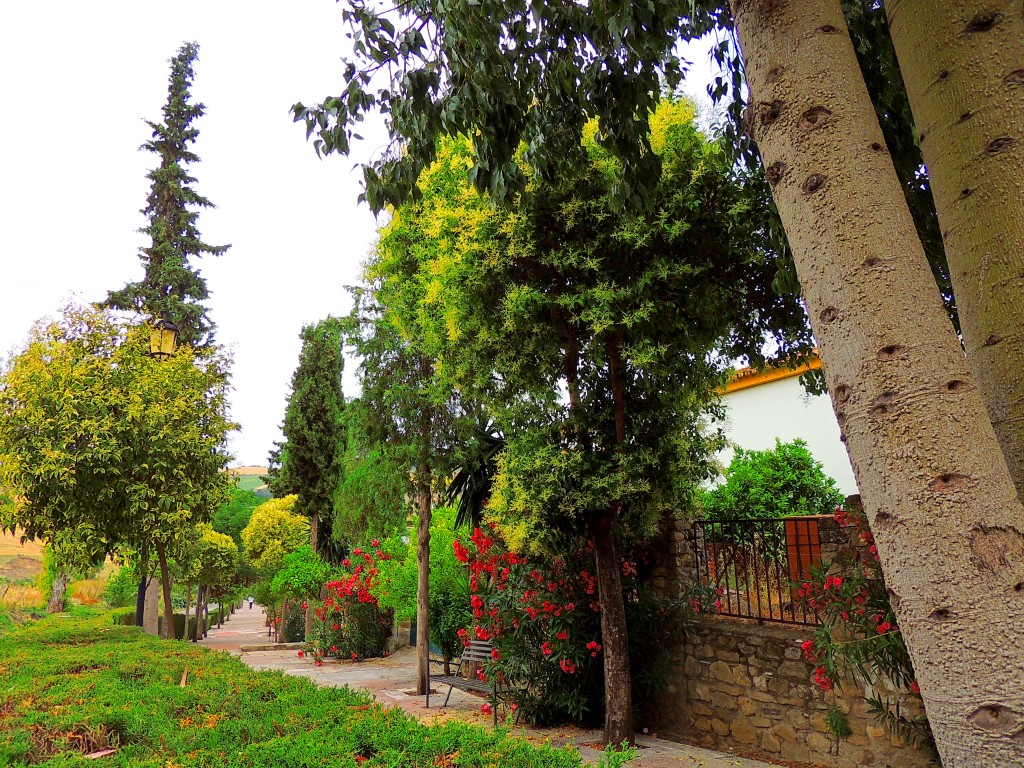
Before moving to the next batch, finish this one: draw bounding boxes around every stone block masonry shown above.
[647,514,932,767]
[654,620,932,767]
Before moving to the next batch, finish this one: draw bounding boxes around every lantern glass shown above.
[149,317,179,359]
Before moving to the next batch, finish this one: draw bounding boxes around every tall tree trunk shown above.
[588,508,632,747]
[885,0,1024,501]
[415,465,432,696]
[307,510,319,640]
[415,357,433,698]
[732,0,1024,764]
[46,570,68,613]
[154,540,175,640]
[593,331,633,747]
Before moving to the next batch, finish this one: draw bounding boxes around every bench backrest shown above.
[459,639,493,663]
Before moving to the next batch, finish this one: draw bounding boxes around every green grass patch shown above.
[0,610,580,767]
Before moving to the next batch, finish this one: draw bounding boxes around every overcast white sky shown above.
[0,3,719,467]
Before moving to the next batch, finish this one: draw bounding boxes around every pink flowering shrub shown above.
[455,525,718,726]
[797,501,935,758]
[306,543,393,662]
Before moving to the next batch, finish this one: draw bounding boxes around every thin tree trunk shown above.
[202,588,210,638]
[192,584,204,642]
[135,565,148,627]
[154,540,175,640]
[588,508,632,747]
[184,581,192,641]
[885,0,1024,501]
[731,1,1024,763]
[307,510,319,640]
[46,570,68,613]
[593,331,633,747]
[415,466,432,696]
[280,597,289,643]
[415,356,433,699]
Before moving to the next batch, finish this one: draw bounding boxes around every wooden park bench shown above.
[426,639,526,726]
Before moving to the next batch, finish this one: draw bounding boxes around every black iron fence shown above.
[691,516,824,626]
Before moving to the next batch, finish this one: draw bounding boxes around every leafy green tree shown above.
[298,4,1024,759]
[190,523,239,638]
[332,399,409,547]
[240,496,309,574]
[345,261,466,694]
[212,486,265,550]
[194,524,238,589]
[104,41,229,347]
[271,545,330,604]
[701,439,844,521]
[363,104,809,742]
[0,304,234,638]
[371,506,470,669]
[277,318,347,561]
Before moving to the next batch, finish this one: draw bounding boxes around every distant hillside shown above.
[229,467,271,498]
[0,531,44,583]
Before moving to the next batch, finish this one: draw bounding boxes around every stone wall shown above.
[647,514,932,767]
[654,619,932,767]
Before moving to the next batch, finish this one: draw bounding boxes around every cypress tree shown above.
[105,41,228,347]
[278,318,347,563]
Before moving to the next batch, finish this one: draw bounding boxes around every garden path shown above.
[202,607,792,768]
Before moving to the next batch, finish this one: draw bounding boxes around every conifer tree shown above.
[278,318,347,561]
[105,41,228,347]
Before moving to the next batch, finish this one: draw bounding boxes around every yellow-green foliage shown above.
[0,304,234,571]
[240,496,308,572]
[194,523,238,587]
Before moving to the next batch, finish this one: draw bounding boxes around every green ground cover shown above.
[0,610,580,768]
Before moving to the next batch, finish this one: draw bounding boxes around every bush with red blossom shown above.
[306,544,393,661]
[455,524,718,726]
[797,500,936,758]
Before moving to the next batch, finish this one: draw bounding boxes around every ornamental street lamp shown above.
[149,315,179,359]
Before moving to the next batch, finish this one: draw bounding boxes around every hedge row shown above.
[110,607,225,639]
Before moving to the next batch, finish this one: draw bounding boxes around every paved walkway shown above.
[202,606,783,768]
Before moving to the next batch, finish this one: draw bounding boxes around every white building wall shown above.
[718,374,858,495]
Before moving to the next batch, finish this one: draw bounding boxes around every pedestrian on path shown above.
[248,595,254,609]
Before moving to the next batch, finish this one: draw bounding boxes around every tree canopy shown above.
[105,41,229,346]
[276,318,346,558]
[701,439,844,521]
[358,100,810,742]
[240,496,309,573]
[0,304,234,572]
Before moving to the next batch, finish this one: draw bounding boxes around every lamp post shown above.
[135,314,181,631]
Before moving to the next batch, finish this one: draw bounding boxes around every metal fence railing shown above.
[691,517,824,626]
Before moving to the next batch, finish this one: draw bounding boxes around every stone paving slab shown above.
[201,607,782,768]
